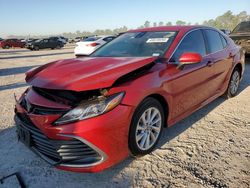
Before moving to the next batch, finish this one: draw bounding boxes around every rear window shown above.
[103,37,115,42]
[83,37,101,42]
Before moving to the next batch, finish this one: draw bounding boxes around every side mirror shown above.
[179,52,202,65]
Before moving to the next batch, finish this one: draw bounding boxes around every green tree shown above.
[158,21,164,26]
[203,10,250,30]
[176,20,186,25]
[76,30,81,37]
[165,22,172,26]
[144,20,150,28]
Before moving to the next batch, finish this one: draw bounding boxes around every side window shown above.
[204,30,224,53]
[220,35,228,48]
[171,30,206,62]
[103,37,115,42]
[43,39,48,43]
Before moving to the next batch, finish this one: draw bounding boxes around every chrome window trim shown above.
[57,134,108,168]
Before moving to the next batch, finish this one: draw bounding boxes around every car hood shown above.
[26,57,157,91]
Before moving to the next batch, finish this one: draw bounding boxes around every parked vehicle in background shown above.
[74,35,116,56]
[25,39,39,48]
[0,39,26,49]
[220,29,231,35]
[74,36,93,43]
[23,38,38,43]
[26,38,64,50]
[15,26,245,172]
[0,38,3,42]
[74,37,83,43]
[68,38,75,43]
[230,21,250,54]
[49,36,68,44]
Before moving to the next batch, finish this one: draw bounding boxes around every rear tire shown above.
[34,46,39,51]
[129,97,164,156]
[224,67,241,98]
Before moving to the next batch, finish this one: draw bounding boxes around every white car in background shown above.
[74,35,116,56]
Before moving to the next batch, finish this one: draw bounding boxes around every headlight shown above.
[54,92,125,125]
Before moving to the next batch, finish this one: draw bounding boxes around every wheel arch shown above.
[143,93,169,127]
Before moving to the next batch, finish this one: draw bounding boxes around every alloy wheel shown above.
[230,70,240,95]
[135,107,162,151]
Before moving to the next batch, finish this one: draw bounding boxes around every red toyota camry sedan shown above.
[14,26,245,172]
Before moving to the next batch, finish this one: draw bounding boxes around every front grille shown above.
[20,97,68,115]
[16,113,102,166]
[32,86,101,106]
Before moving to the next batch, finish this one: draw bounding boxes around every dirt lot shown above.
[0,46,249,188]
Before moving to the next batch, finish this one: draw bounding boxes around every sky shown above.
[0,0,249,37]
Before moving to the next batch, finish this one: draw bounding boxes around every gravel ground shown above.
[0,46,249,188]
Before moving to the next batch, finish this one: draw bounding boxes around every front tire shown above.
[129,97,164,156]
[224,68,241,98]
[4,45,10,49]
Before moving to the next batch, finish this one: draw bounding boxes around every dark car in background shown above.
[0,39,26,49]
[26,38,64,50]
[25,39,39,48]
[230,21,250,54]
[49,36,68,44]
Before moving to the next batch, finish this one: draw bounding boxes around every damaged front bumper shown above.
[14,87,134,172]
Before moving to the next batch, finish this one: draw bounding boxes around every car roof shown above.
[128,25,201,33]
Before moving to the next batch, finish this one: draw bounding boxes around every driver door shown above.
[165,29,215,121]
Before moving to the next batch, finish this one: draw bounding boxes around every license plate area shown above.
[17,124,31,147]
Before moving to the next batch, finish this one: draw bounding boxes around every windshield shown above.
[91,31,177,57]
[232,21,250,33]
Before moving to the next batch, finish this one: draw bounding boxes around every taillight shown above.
[87,43,100,47]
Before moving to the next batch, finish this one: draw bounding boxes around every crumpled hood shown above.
[26,57,156,91]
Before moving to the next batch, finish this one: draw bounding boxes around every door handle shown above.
[207,61,214,67]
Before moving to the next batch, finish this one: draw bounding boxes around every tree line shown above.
[7,10,250,39]
[61,11,249,38]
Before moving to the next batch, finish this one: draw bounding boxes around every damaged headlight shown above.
[54,92,125,125]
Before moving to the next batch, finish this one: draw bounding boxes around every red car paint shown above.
[0,39,25,48]
[26,57,157,91]
[15,26,245,172]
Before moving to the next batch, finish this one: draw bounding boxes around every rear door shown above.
[12,39,18,47]
[48,38,57,48]
[9,39,15,47]
[41,39,49,49]
[203,29,233,93]
[166,29,215,120]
